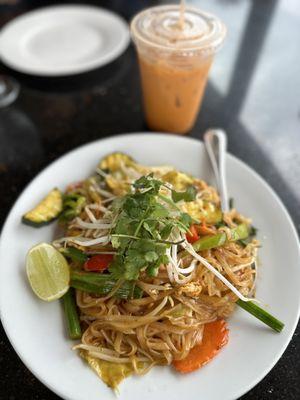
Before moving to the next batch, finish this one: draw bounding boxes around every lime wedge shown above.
[26,242,70,301]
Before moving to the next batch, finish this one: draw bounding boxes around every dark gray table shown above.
[0,0,299,399]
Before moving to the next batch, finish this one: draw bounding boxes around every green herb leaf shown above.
[178,212,193,229]
[145,251,159,262]
[171,185,197,203]
[133,174,162,195]
[249,226,258,236]
[215,220,226,229]
[109,174,192,280]
[160,223,174,240]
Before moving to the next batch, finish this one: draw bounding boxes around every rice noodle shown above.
[181,241,254,302]
[58,160,259,384]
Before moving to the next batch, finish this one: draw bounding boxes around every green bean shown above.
[192,223,249,252]
[236,299,284,333]
[70,271,143,299]
[62,288,82,340]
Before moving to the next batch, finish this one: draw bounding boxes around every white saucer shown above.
[0,5,130,76]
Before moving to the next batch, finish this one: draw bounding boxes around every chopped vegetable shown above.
[59,193,86,222]
[60,247,88,264]
[70,271,143,299]
[22,188,63,227]
[98,153,138,196]
[236,300,284,333]
[249,226,258,236]
[173,320,229,373]
[62,288,82,340]
[186,225,199,243]
[84,254,114,272]
[214,220,226,229]
[192,223,249,253]
[238,225,258,247]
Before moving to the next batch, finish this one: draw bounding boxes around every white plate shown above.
[0,5,130,76]
[0,133,299,400]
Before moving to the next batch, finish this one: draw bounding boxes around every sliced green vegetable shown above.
[59,193,86,222]
[249,226,258,236]
[60,247,88,264]
[62,288,82,340]
[191,223,249,253]
[22,188,63,227]
[70,271,143,299]
[238,225,258,247]
[236,299,284,333]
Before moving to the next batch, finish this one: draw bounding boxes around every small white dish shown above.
[0,5,130,76]
[0,133,299,400]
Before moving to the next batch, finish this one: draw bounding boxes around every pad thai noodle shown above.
[23,152,284,390]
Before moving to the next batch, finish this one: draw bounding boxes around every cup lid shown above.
[131,5,226,55]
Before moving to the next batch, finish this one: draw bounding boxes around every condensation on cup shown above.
[131,5,226,134]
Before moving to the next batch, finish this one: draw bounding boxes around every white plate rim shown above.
[0,4,130,76]
[0,132,299,400]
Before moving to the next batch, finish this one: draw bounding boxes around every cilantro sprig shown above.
[171,185,197,203]
[108,174,195,280]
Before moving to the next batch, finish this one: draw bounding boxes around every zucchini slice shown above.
[22,188,63,227]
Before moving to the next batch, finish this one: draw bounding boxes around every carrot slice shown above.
[173,319,229,373]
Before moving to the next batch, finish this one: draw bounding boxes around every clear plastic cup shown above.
[131,5,226,134]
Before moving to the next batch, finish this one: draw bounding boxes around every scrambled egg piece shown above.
[80,350,134,390]
[161,170,194,191]
[105,175,129,196]
[99,152,135,172]
[176,282,203,298]
[160,170,222,224]
[181,200,222,224]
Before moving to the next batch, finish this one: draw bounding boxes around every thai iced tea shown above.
[131,5,226,134]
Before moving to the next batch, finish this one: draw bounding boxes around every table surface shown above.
[0,0,299,399]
